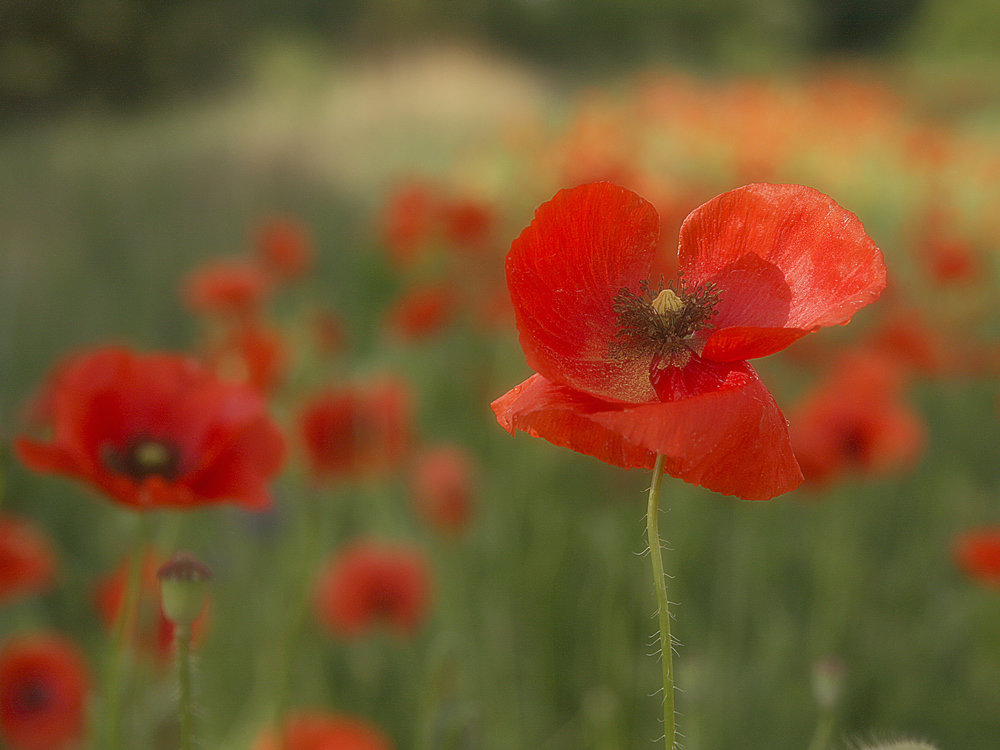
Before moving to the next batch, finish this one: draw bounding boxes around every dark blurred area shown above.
[1,0,927,120]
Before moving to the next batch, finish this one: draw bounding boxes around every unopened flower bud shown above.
[857,741,939,750]
[157,551,212,629]
[811,658,845,712]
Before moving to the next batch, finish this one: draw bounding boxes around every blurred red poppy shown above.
[95,551,210,662]
[0,517,56,606]
[381,181,437,268]
[409,446,476,534]
[492,182,885,500]
[955,528,1000,588]
[299,381,411,481]
[182,259,272,319]
[210,324,289,394]
[255,215,314,281]
[254,712,393,750]
[314,541,430,638]
[16,346,286,511]
[0,635,88,750]
[384,284,459,341]
[438,197,495,251]
[790,352,924,486]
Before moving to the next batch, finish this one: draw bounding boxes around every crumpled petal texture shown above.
[679,183,885,361]
[507,182,660,403]
[492,369,802,501]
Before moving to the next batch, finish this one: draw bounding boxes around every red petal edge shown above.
[492,370,803,501]
[678,183,886,362]
[507,182,661,403]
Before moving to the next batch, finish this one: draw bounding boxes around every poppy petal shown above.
[678,183,885,361]
[507,182,661,402]
[492,368,803,501]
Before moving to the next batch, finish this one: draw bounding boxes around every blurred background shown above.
[3,1,1000,749]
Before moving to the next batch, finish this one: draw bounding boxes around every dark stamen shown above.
[102,436,181,482]
[608,278,720,369]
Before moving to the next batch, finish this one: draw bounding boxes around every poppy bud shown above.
[157,552,212,630]
[857,742,939,750]
[811,658,845,712]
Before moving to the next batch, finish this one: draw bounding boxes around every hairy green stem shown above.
[177,625,194,750]
[646,454,675,750]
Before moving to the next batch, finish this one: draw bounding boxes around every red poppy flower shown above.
[299,381,411,481]
[95,551,210,662]
[492,182,885,500]
[255,215,314,281]
[15,346,286,511]
[0,634,89,750]
[790,352,924,486]
[253,712,393,750]
[314,541,430,638]
[210,324,289,394]
[438,197,495,251]
[384,284,459,341]
[409,446,476,534]
[0,517,56,605]
[380,181,438,269]
[182,259,272,319]
[954,528,1000,588]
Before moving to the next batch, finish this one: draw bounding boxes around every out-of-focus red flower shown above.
[314,541,430,638]
[95,551,210,662]
[790,353,924,486]
[16,346,286,511]
[492,182,885,500]
[211,324,289,394]
[0,634,88,750]
[865,307,949,376]
[0,517,56,605]
[255,216,314,281]
[312,308,348,356]
[384,285,459,341]
[954,528,1000,588]
[253,712,393,750]
[182,259,272,319]
[409,446,476,534]
[381,182,438,268]
[914,207,982,285]
[438,197,495,251]
[299,381,411,481]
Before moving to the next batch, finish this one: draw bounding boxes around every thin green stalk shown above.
[102,513,153,750]
[646,454,675,750]
[805,711,835,750]
[177,625,194,750]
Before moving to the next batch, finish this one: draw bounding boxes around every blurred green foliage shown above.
[0,0,933,117]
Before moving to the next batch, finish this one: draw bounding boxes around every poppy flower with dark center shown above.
[790,352,924,486]
[253,712,393,750]
[299,381,411,481]
[16,346,286,511]
[954,528,1000,588]
[0,634,89,750]
[314,541,430,638]
[492,182,885,500]
[0,517,56,605]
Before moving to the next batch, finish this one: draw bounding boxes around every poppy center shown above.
[14,677,51,714]
[610,280,719,369]
[103,437,181,482]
